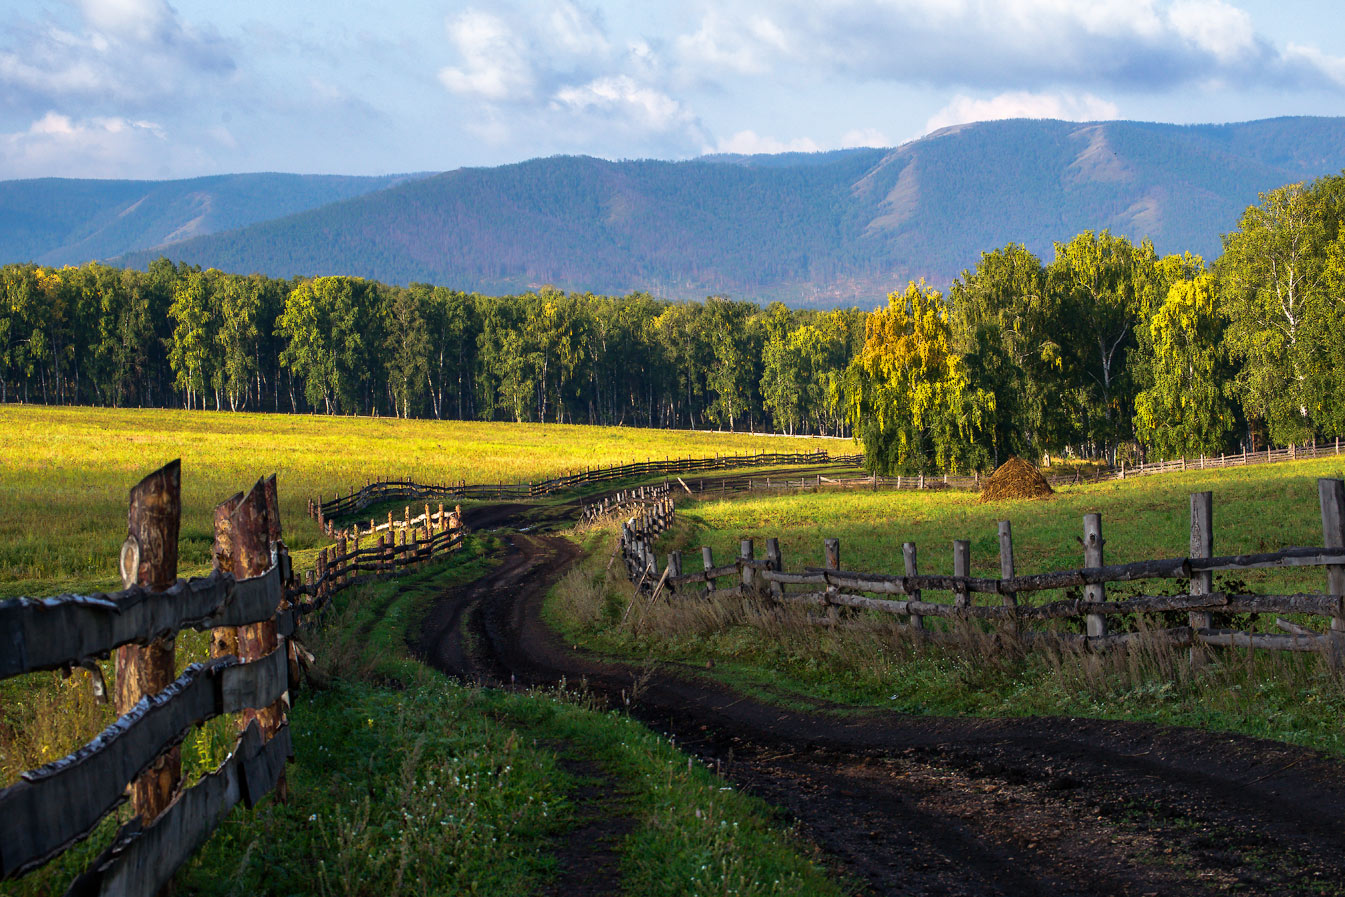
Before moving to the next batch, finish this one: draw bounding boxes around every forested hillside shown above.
[5,169,1345,469]
[99,116,1345,304]
[0,173,421,267]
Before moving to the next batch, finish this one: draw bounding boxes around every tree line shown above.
[2,172,1342,472]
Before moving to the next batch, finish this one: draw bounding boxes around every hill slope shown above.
[26,116,1345,304]
[0,172,423,266]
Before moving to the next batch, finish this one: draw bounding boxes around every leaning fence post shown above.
[903,542,922,631]
[1189,492,1214,665]
[1319,479,1345,656]
[1083,513,1107,638]
[116,460,182,826]
[230,477,287,800]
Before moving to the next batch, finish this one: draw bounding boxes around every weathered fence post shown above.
[230,477,288,800]
[211,492,244,660]
[702,546,715,597]
[824,537,841,623]
[998,521,1016,608]
[1319,479,1345,657]
[765,537,783,601]
[952,540,970,607]
[1189,492,1214,665]
[116,460,182,825]
[740,539,755,596]
[668,550,682,595]
[1083,513,1107,638]
[903,542,922,631]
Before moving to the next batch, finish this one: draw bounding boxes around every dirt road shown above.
[417,511,1345,896]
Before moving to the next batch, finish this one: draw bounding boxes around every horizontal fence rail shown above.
[616,479,1345,660]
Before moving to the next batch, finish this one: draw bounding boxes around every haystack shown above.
[978,456,1054,503]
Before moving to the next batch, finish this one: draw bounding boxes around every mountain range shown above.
[4,116,1345,306]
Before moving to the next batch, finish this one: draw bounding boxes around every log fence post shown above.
[1189,492,1214,665]
[740,539,755,596]
[1319,479,1345,660]
[210,492,244,660]
[230,477,288,800]
[824,537,841,623]
[765,537,783,601]
[1083,513,1107,638]
[903,542,922,631]
[116,460,182,828]
[998,521,1016,608]
[952,540,970,608]
[668,550,682,595]
[702,546,714,597]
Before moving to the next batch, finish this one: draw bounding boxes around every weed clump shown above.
[979,456,1054,503]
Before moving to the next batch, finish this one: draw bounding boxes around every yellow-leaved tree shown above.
[840,281,993,474]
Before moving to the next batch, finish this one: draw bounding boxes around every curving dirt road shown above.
[416,507,1345,897]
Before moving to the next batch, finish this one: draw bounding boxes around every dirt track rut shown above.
[415,509,1345,897]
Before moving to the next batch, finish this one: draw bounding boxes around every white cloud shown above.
[1283,43,1345,89]
[675,10,792,76]
[0,111,173,178]
[553,76,695,133]
[923,91,1122,134]
[839,128,891,148]
[667,0,1345,95]
[438,10,536,102]
[0,1,231,108]
[1167,0,1256,63]
[711,130,822,155]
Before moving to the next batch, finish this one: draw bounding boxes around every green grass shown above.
[0,404,831,598]
[9,528,846,896]
[549,455,1345,757]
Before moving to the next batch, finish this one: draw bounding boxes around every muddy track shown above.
[418,510,1345,896]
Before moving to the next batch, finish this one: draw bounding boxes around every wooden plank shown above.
[0,567,282,680]
[65,722,291,897]
[0,648,287,880]
[1197,629,1329,652]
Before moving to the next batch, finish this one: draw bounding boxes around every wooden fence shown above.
[618,479,1345,657]
[308,449,851,524]
[0,461,466,895]
[580,483,671,526]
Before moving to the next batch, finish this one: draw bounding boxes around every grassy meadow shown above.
[552,454,1345,756]
[0,404,830,598]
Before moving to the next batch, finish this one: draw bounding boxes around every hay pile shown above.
[978,456,1054,503]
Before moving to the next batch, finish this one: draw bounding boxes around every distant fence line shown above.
[308,449,854,525]
[617,478,1345,659]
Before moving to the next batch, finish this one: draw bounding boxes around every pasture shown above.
[0,404,827,599]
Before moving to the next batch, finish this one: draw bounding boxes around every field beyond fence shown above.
[617,478,1345,658]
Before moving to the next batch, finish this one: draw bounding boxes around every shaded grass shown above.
[0,404,825,598]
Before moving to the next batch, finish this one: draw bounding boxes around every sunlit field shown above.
[0,404,833,598]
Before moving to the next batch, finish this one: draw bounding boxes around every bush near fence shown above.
[617,479,1345,659]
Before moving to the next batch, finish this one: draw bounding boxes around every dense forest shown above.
[2,172,1344,473]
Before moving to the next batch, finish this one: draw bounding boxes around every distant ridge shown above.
[0,172,425,266]
[7,117,1345,306]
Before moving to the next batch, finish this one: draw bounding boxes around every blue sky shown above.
[2,0,1343,179]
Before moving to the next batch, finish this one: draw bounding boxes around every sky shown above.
[2,0,1344,180]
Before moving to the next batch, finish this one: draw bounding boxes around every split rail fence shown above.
[0,460,468,896]
[309,449,848,525]
[619,479,1345,657]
